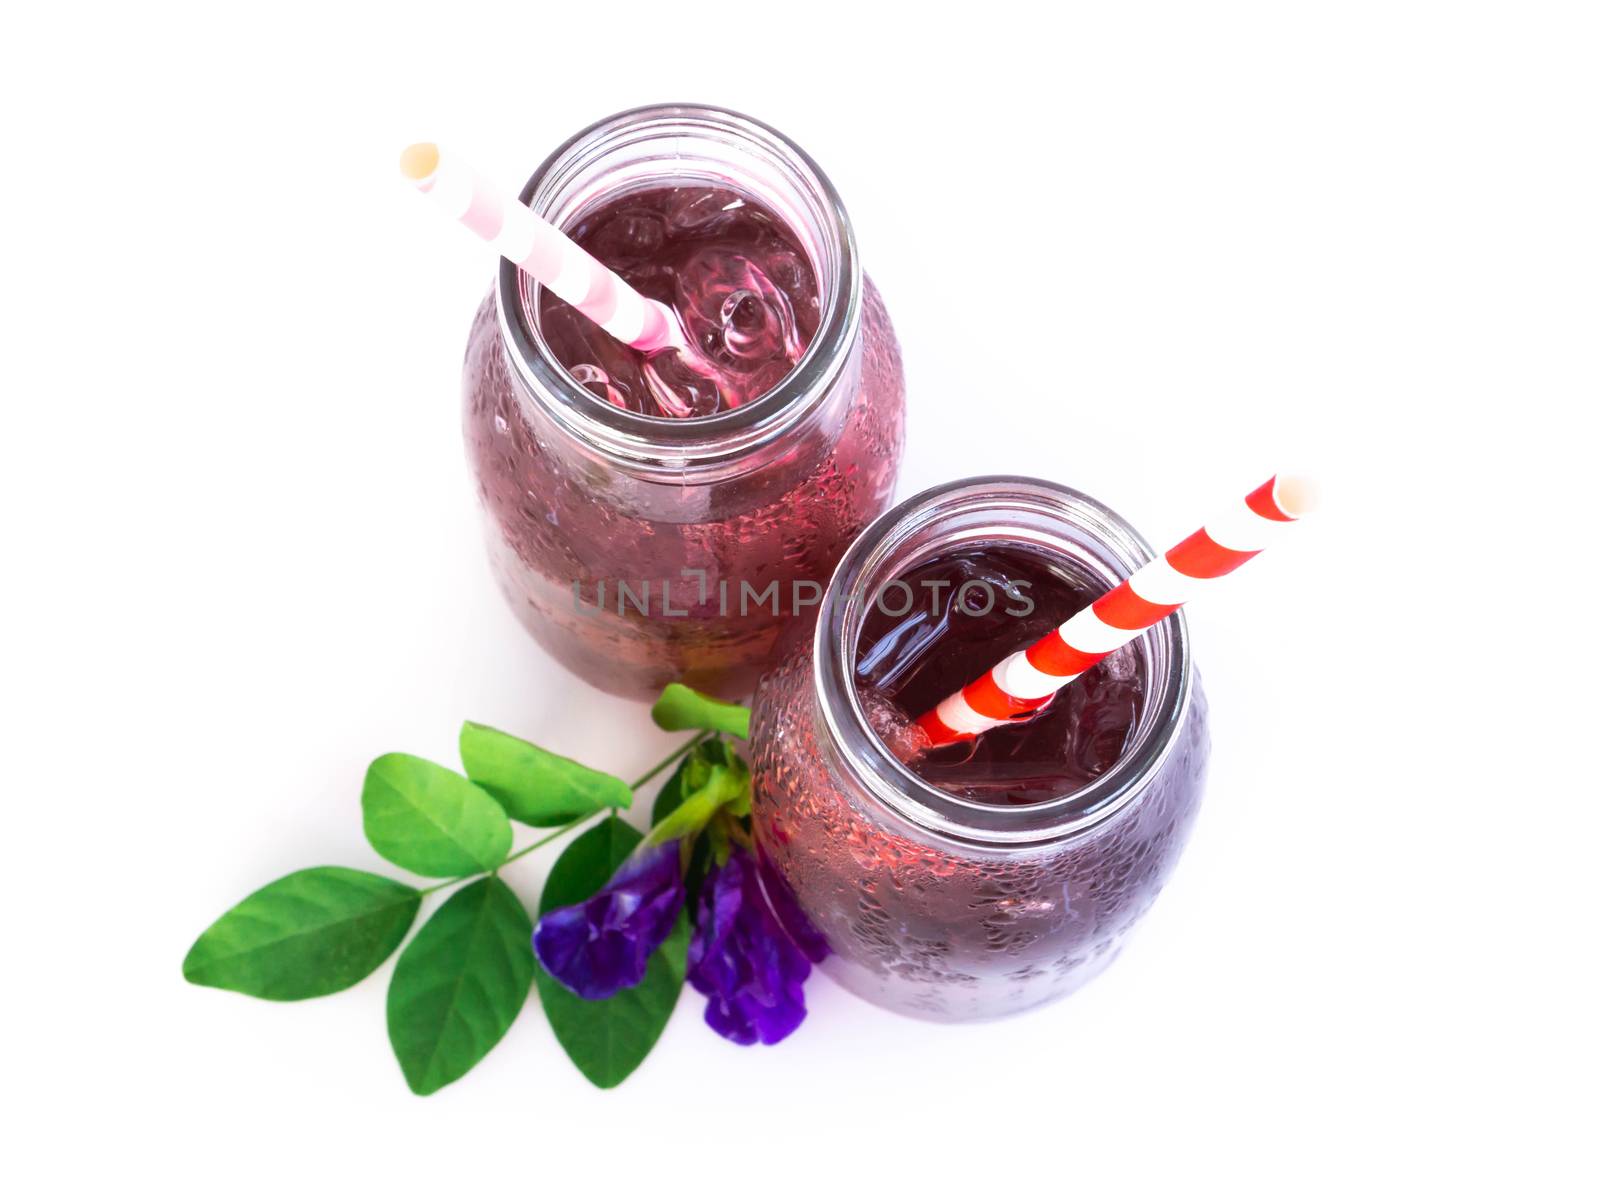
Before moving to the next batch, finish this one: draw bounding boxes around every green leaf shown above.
[362,753,511,877]
[540,916,689,1091]
[650,738,739,826]
[645,757,749,848]
[650,683,750,739]
[459,721,631,826]
[648,750,716,904]
[541,814,646,904]
[706,815,733,866]
[386,877,535,1096]
[651,764,689,828]
[536,817,687,1089]
[183,867,420,1001]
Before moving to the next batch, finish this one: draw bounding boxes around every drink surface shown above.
[539,184,820,418]
[854,544,1145,805]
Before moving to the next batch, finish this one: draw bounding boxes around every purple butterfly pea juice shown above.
[749,480,1209,1020]
[462,107,905,699]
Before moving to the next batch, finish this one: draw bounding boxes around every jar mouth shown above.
[812,477,1194,848]
[495,103,862,466]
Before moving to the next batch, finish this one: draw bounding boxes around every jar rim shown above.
[494,103,862,467]
[812,477,1195,848]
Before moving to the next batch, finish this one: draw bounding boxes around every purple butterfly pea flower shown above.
[687,846,818,1045]
[533,839,684,1000]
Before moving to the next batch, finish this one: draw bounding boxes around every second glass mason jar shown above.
[463,105,906,700]
[750,478,1211,1021]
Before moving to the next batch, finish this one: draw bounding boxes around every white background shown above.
[4,2,1596,1182]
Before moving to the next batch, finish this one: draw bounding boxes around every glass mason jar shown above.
[750,478,1210,1021]
[463,105,906,700]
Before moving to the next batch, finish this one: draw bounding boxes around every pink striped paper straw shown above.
[400,142,685,353]
[917,475,1318,748]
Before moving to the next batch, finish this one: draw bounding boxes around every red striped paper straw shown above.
[917,475,1318,747]
[400,142,685,353]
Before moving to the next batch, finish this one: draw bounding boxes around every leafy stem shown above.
[419,730,711,897]
[185,684,755,1096]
